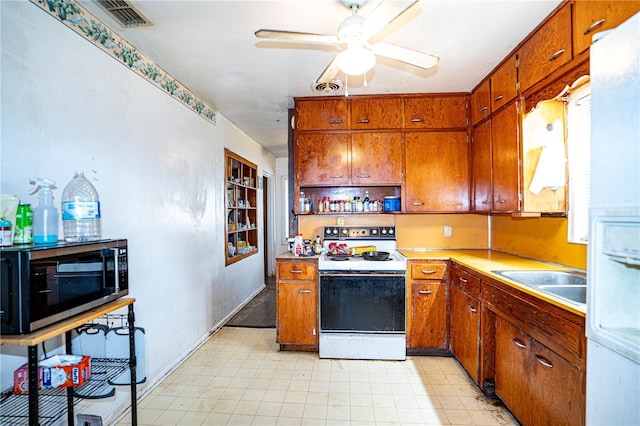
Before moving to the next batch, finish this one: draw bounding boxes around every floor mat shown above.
[226,280,276,328]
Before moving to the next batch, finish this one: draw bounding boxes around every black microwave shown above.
[1,239,128,335]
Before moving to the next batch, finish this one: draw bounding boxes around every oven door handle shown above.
[320,272,406,277]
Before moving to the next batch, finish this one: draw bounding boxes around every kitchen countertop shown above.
[400,249,586,317]
[276,252,320,260]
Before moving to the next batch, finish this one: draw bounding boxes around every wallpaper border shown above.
[30,0,217,125]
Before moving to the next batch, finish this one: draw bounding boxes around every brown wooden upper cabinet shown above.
[471,79,491,126]
[490,54,518,111]
[351,133,403,185]
[573,0,640,55]
[471,120,492,212]
[518,3,572,93]
[404,131,470,212]
[295,132,350,186]
[296,99,348,130]
[404,95,468,129]
[350,97,403,129]
[491,103,520,213]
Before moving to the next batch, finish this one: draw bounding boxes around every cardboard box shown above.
[14,355,91,394]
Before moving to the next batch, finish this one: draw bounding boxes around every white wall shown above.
[0,1,275,419]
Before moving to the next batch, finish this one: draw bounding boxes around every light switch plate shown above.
[443,225,453,238]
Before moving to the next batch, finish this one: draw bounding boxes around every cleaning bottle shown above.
[61,171,101,242]
[31,178,59,244]
[293,233,304,256]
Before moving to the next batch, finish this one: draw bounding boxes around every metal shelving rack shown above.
[0,298,137,426]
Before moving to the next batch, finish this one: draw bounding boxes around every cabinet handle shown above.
[480,106,488,114]
[496,199,506,204]
[535,355,553,368]
[418,290,433,295]
[356,174,371,178]
[290,269,303,274]
[329,119,343,124]
[548,49,565,62]
[467,304,477,313]
[39,289,53,294]
[511,338,527,349]
[493,95,503,103]
[412,201,424,206]
[420,270,436,275]
[482,200,491,205]
[330,175,344,179]
[356,119,370,124]
[584,18,605,35]
[298,289,313,294]
[410,118,423,122]
[459,277,468,283]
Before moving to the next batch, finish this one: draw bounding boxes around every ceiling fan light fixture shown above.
[336,45,376,76]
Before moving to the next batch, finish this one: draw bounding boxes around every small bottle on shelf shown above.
[363,191,370,212]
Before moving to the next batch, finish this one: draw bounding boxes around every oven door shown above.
[319,271,406,360]
[320,272,405,332]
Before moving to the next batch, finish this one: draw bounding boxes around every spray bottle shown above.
[31,178,59,244]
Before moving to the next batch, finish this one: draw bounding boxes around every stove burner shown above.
[329,257,350,261]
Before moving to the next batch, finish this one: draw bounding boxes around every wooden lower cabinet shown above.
[276,259,318,349]
[449,264,481,383]
[407,261,449,350]
[450,285,480,381]
[495,316,585,426]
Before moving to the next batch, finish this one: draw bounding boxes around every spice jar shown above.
[0,219,13,247]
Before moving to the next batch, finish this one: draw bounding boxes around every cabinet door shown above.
[573,1,640,55]
[471,79,491,126]
[404,96,468,129]
[296,133,350,186]
[296,99,347,130]
[450,285,480,382]
[490,54,517,111]
[404,131,470,212]
[351,133,403,185]
[277,281,318,346]
[471,120,492,212]
[409,282,447,349]
[518,4,572,92]
[530,340,585,426]
[350,97,403,129]
[491,104,520,212]
[495,318,534,425]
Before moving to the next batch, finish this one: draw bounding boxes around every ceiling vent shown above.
[95,0,152,27]
[312,81,343,94]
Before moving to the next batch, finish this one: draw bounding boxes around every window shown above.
[566,80,591,244]
[225,149,259,265]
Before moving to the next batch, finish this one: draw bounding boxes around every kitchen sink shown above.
[536,285,587,304]
[492,270,586,286]
[492,270,587,305]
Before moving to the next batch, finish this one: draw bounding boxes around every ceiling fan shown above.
[255,0,439,85]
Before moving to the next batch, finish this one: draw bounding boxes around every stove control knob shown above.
[381,228,387,235]
[341,229,348,236]
[332,229,338,235]
[371,229,378,236]
[388,228,395,235]
[325,229,332,236]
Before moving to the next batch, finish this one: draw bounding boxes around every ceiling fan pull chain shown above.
[363,72,368,87]
[345,74,349,97]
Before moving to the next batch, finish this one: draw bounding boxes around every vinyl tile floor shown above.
[117,327,518,426]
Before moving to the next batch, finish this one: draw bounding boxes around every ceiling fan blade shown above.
[255,29,339,45]
[316,57,341,84]
[371,42,439,69]
[361,0,419,38]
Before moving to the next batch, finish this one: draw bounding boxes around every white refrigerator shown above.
[586,12,640,425]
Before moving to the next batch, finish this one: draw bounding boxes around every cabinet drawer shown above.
[277,261,317,281]
[451,266,480,297]
[350,97,403,129]
[483,282,583,361]
[404,96,468,129]
[296,99,347,130]
[518,4,572,92]
[410,262,448,280]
